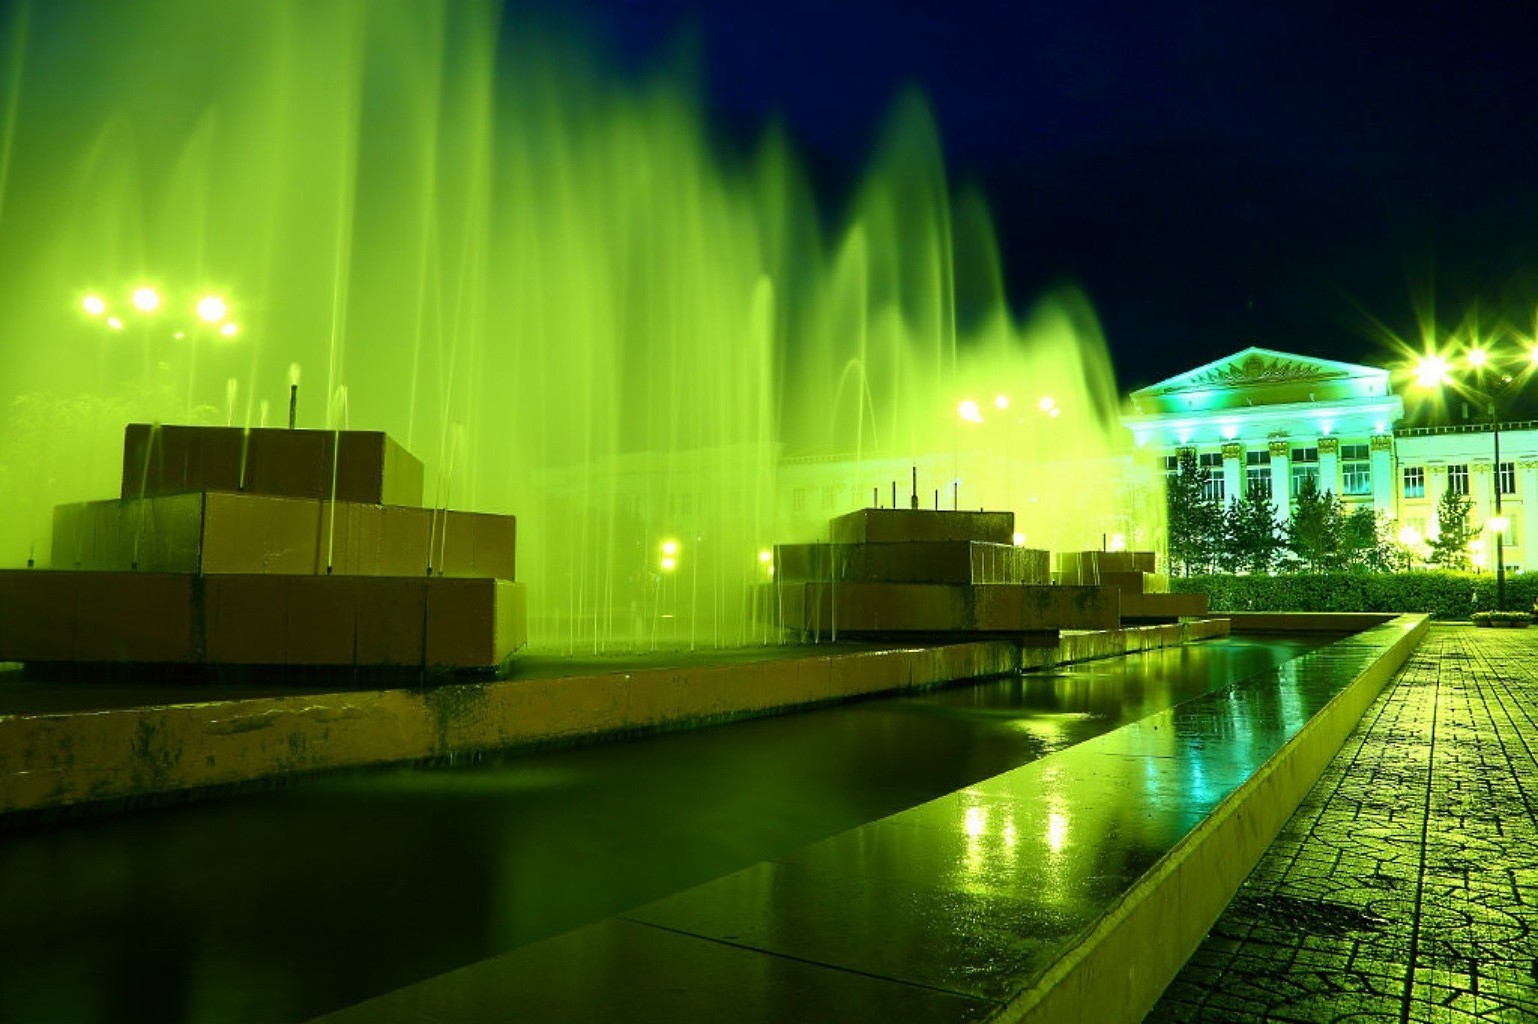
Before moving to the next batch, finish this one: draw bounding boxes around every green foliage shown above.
[1341,507,1406,572]
[1165,450,1221,576]
[1172,570,1538,620]
[1285,476,1343,570]
[1220,482,1282,574]
[1427,487,1474,569]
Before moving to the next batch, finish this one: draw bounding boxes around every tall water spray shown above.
[0,0,1160,650]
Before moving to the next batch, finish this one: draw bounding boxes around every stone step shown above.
[767,581,1119,634]
[121,424,424,506]
[773,541,1049,586]
[50,491,515,580]
[828,508,1016,545]
[0,570,525,669]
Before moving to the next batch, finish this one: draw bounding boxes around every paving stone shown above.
[1146,624,1538,1024]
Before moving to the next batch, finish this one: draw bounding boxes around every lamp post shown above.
[80,287,239,418]
[1412,338,1538,610]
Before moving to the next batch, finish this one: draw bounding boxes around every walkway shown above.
[1149,624,1538,1022]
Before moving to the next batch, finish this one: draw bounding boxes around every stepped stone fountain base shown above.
[0,424,526,673]
[769,508,1123,637]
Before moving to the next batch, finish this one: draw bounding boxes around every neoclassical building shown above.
[1122,347,1538,573]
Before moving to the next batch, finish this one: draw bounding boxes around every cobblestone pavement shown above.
[1148,623,1538,1023]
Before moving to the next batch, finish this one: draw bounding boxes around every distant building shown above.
[1122,347,1538,573]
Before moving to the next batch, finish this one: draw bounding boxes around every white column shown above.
[1370,435,1395,518]
[1318,437,1340,496]
[1471,462,1494,527]
[1520,460,1538,573]
[1268,440,1291,524]
[1428,464,1446,535]
[1221,442,1243,507]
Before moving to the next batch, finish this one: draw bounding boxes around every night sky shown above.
[528,0,1538,392]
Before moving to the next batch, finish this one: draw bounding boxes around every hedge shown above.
[1170,570,1538,621]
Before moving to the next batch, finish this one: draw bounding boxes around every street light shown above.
[1409,338,1534,610]
[78,286,242,417]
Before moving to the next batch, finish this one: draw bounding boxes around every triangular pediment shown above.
[1132,347,1387,399]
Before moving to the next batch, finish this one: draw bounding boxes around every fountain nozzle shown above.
[288,385,298,429]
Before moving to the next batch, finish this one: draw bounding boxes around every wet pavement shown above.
[311,619,1422,1023]
[1149,623,1538,1023]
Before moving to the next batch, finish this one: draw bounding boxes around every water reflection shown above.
[0,635,1327,1022]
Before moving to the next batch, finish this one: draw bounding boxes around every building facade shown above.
[1122,347,1538,573]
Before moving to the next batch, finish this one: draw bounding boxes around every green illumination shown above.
[1413,355,1450,388]
[0,3,1148,648]
[196,295,228,323]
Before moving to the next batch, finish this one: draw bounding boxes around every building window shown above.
[1403,466,1425,499]
[1447,464,1469,496]
[1163,455,1179,477]
[1291,447,1319,496]
[1495,516,1518,547]
[1341,444,1371,496]
[1499,461,1516,496]
[1246,450,1272,500]
[1199,452,1225,502]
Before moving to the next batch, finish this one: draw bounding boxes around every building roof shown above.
[1127,346,1392,415]
[1121,346,1404,449]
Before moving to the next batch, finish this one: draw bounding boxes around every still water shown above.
[0,635,1327,1022]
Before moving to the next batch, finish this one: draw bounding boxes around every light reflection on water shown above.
[0,634,1328,1023]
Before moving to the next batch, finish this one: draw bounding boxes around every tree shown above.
[1428,487,1474,570]
[1286,476,1344,570]
[1165,450,1222,575]
[1222,482,1283,575]
[1341,507,1406,572]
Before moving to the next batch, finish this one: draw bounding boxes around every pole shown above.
[1493,408,1505,610]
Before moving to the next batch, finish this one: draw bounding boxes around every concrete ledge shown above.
[0,641,1016,816]
[1209,611,1398,633]
[993,612,1429,1024]
[0,619,1234,817]
[1023,618,1229,670]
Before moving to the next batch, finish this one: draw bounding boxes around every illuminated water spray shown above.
[0,0,1160,650]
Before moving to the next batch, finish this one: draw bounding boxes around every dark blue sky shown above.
[523,0,1538,390]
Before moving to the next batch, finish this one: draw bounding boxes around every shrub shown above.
[1471,610,1532,626]
[1171,570,1538,621]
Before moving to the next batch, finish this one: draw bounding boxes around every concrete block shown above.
[773,541,1048,585]
[0,571,526,669]
[1056,550,1159,583]
[203,574,291,665]
[828,508,1015,545]
[1099,571,1147,595]
[0,571,198,662]
[1054,550,1101,584]
[121,425,424,505]
[1120,591,1209,621]
[50,492,516,580]
[779,581,1117,634]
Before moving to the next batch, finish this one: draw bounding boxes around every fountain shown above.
[0,1,1161,655]
[0,418,526,670]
